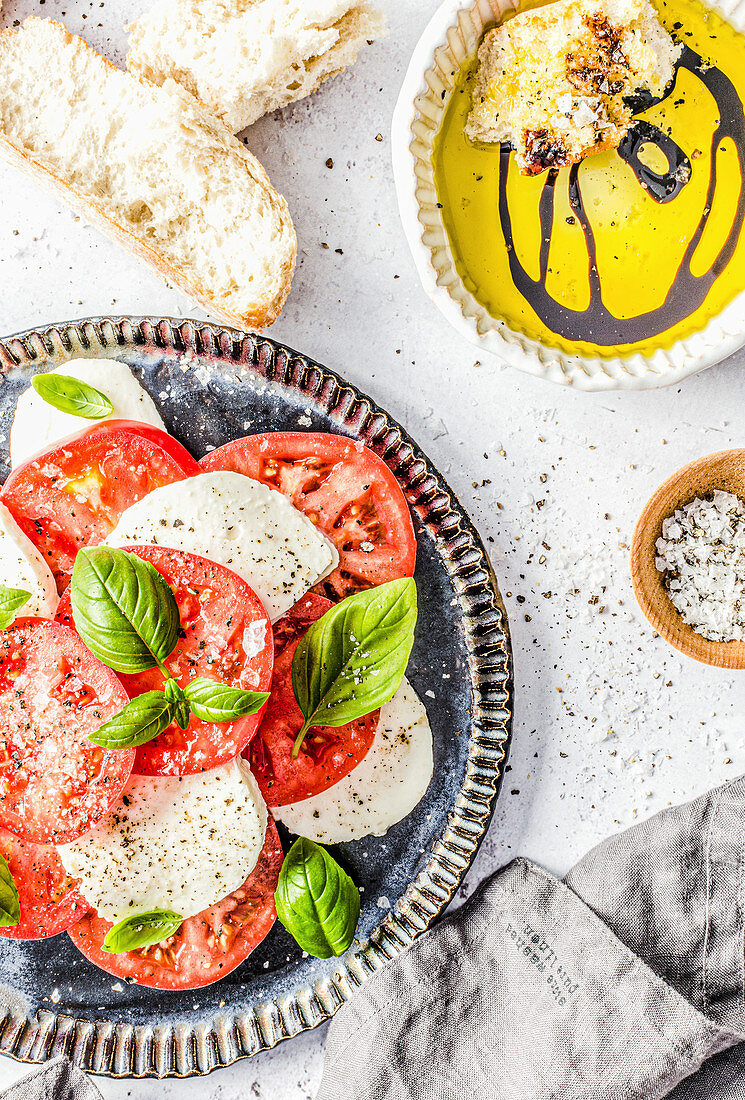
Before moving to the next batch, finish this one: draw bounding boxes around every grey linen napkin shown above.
[317,776,745,1100]
[0,1059,102,1100]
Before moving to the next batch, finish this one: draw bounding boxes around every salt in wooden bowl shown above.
[631,449,745,668]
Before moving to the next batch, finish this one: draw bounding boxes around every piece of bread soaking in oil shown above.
[466,0,682,175]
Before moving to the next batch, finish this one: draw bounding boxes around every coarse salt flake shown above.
[655,490,745,641]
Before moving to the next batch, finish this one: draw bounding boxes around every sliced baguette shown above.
[127,0,387,133]
[0,18,296,329]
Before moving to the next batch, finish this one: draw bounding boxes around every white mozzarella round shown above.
[106,470,338,621]
[58,758,267,924]
[0,502,58,617]
[275,677,434,843]
[10,358,166,468]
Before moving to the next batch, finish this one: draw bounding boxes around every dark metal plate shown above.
[0,317,512,1078]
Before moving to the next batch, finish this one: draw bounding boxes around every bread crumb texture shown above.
[466,0,682,175]
[127,0,387,132]
[0,18,296,327]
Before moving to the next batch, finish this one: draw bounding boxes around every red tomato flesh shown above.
[0,825,89,939]
[56,546,274,776]
[0,619,134,844]
[69,818,283,989]
[246,593,378,806]
[1,420,198,592]
[200,432,417,600]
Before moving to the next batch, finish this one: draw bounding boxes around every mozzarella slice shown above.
[11,358,166,468]
[275,678,434,843]
[106,471,338,621]
[0,502,58,617]
[58,758,267,924]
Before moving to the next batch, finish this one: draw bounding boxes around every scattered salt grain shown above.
[195,362,212,386]
[242,619,267,660]
[655,490,745,641]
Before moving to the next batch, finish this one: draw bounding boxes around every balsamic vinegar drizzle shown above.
[617,120,691,203]
[497,46,745,345]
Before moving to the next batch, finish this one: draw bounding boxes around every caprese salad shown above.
[0,359,434,991]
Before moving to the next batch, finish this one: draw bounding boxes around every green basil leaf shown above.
[88,691,176,749]
[102,910,183,954]
[164,678,191,731]
[274,837,360,959]
[291,577,417,755]
[71,547,180,674]
[0,585,31,631]
[32,373,114,420]
[184,678,269,723]
[0,853,20,928]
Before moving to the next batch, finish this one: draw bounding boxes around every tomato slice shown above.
[0,619,134,844]
[69,818,283,989]
[0,420,198,592]
[0,825,89,939]
[246,593,377,806]
[56,546,274,776]
[200,432,417,600]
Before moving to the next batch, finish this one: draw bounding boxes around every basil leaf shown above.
[71,547,180,674]
[164,678,190,731]
[88,691,176,749]
[0,853,20,928]
[0,585,31,631]
[291,577,417,755]
[275,837,360,959]
[32,373,114,420]
[184,678,269,723]
[102,910,182,954]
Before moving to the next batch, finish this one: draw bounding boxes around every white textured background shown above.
[2,0,745,1095]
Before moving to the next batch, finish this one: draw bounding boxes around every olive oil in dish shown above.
[432,0,745,358]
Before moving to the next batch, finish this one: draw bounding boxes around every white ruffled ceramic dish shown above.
[391,0,745,390]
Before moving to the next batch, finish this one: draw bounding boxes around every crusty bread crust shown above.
[127,0,387,133]
[0,20,297,330]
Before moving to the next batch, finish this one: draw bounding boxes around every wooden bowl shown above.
[631,449,745,668]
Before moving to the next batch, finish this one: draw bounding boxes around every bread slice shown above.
[127,0,387,133]
[0,18,297,328]
[466,0,681,175]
